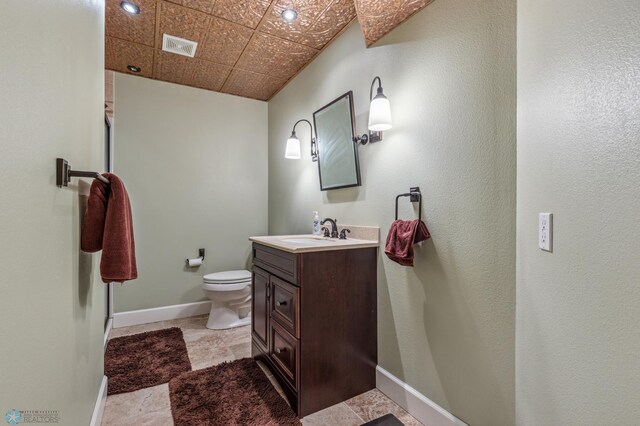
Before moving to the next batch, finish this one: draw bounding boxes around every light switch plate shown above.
[539,213,553,252]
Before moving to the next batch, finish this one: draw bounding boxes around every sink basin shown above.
[281,236,338,245]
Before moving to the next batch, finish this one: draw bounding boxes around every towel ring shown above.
[395,187,422,220]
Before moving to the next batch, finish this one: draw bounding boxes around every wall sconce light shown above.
[285,119,318,161]
[354,76,392,145]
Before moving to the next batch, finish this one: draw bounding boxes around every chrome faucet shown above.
[320,218,338,238]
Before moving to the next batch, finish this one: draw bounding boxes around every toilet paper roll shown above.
[186,257,203,267]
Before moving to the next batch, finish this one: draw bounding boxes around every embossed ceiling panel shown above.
[108,0,417,100]
[211,0,272,29]
[258,0,356,49]
[106,0,157,46]
[158,1,211,47]
[164,0,215,14]
[198,17,253,66]
[304,0,358,48]
[155,51,231,91]
[259,0,332,38]
[222,69,289,101]
[235,32,318,80]
[354,0,434,47]
[105,36,155,78]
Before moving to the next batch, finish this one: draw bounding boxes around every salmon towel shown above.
[384,219,431,267]
[81,173,137,283]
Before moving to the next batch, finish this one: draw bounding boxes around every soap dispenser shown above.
[312,211,321,236]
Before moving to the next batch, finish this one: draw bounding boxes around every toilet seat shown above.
[203,270,251,284]
[202,282,249,292]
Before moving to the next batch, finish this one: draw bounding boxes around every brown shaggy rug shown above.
[105,327,191,395]
[169,358,301,425]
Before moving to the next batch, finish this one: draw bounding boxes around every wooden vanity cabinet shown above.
[251,242,377,417]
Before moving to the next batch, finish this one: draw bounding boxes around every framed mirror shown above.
[313,91,361,191]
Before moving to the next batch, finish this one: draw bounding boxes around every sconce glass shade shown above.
[368,93,392,132]
[285,135,301,159]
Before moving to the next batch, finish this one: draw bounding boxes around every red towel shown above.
[81,173,137,283]
[384,219,431,267]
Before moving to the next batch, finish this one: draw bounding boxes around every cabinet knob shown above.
[275,347,287,354]
[276,300,287,307]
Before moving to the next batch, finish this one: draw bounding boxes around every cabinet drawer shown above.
[270,276,300,338]
[270,322,299,390]
[253,243,298,284]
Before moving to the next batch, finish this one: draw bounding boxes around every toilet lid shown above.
[203,269,251,284]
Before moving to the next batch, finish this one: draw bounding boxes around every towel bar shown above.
[56,158,109,188]
[395,187,422,220]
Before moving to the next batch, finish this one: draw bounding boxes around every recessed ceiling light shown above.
[127,65,141,73]
[120,1,140,15]
[281,8,298,23]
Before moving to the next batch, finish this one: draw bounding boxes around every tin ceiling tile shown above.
[106,0,157,47]
[105,37,155,78]
[191,60,233,91]
[159,1,211,47]
[105,0,428,99]
[164,0,216,14]
[155,51,232,91]
[222,69,289,101]
[258,0,330,43]
[211,0,272,29]
[258,0,355,49]
[303,0,357,49]
[154,51,191,84]
[198,17,253,66]
[235,32,318,80]
[354,0,433,47]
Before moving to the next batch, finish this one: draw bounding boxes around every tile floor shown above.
[103,315,422,426]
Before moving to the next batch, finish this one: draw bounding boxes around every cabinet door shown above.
[251,266,270,350]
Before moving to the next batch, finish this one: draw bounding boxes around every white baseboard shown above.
[89,376,108,426]
[112,301,212,328]
[376,366,467,426]
[103,319,112,350]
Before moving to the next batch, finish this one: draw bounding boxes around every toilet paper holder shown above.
[185,248,205,267]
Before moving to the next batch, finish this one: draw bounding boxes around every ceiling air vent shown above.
[162,34,198,58]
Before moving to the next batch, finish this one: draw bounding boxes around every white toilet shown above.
[202,270,252,330]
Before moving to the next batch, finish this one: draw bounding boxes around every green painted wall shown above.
[516,0,640,424]
[267,1,516,424]
[113,75,268,312]
[0,1,106,424]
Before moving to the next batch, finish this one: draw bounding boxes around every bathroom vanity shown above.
[249,232,379,417]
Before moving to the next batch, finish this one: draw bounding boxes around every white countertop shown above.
[249,234,380,254]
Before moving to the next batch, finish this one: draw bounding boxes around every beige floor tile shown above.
[164,314,208,330]
[103,410,174,426]
[108,316,424,426]
[345,389,423,425]
[102,384,172,425]
[218,324,252,346]
[185,334,235,370]
[301,402,364,426]
[108,321,165,339]
[229,340,252,359]
[168,315,220,343]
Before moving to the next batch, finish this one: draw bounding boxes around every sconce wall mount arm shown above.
[354,76,392,146]
[286,118,318,161]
